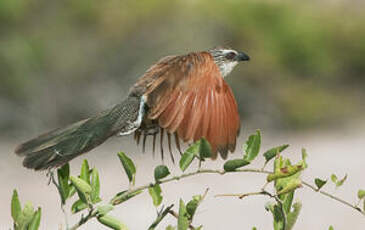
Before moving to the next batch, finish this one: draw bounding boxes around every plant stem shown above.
[301,181,363,215]
[69,209,97,230]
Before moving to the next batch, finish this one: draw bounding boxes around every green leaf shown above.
[263,144,289,162]
[118,152,136,184]
[57,163,70,204]
[186,199,199,220]
[71,200,88,214]
[329,226,334,230]
[277,178,302,195]
[179,144,198,172]
[148,184,163,207]
[97,204,114,217]
[331,174,347,188]
[28,207,41,230]
[68,185,77,199]
[154,165,170,181]
[314,178,327,190]
[224,159,250,172]
[199,138,212,159]
[267,161,306,182]
[177,199,189,230]
[165,226,176,230]
[272,204,284,230]
[111,190,143,205]
[286,202,302,230]
[243,130,261,162]
[281,190,294,214]
[70,176,92,194]
[11,189,21,223]
[80,159,90,183]
[252,227,257,230]
[331,174,337,183]
[98,215,128,230]
[358,190,365,200]
[70,176,92,204]
[192,194,202,201]
[17,202,35,229]
[91,168,101,203]
[336,174,347,188]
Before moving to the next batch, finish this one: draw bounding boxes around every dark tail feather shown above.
[15,119,89,157]
[16,114,114,170]
[22,147,76,170]
[15,95,142,170]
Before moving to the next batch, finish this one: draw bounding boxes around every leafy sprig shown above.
[10,131,365,230]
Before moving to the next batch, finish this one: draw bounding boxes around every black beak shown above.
[236,51,250,61]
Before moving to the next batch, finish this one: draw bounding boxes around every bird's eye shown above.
[225,52,236,60]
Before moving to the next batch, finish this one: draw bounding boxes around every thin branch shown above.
[148,204,174,230]
[124,168,270,198]
[69,209,97,230]
[302,181,364,215]
[215,191,265,198]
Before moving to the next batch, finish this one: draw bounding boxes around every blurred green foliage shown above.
[0,0,364,134]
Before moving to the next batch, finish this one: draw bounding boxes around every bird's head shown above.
[208,47,250,77]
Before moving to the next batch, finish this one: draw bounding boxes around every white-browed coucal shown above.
[15,47,250,170]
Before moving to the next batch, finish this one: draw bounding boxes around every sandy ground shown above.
[1,126,365,230]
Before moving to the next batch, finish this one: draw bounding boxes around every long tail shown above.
[15,95,142,170]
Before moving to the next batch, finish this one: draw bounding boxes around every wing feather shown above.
[199,88,211,140]
[132,51,240,159]
[177,91,195,141]
[207,88,220,158]
[158,90,181,127]
[185,91,204,141]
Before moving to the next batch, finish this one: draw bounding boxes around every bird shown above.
[14,47,250,170]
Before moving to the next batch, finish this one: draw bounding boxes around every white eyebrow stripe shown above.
[221,49,238,55]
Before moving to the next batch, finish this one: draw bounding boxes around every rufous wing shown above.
[133,51,240,159]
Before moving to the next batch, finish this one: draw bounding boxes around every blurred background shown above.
[1,0,365,229]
